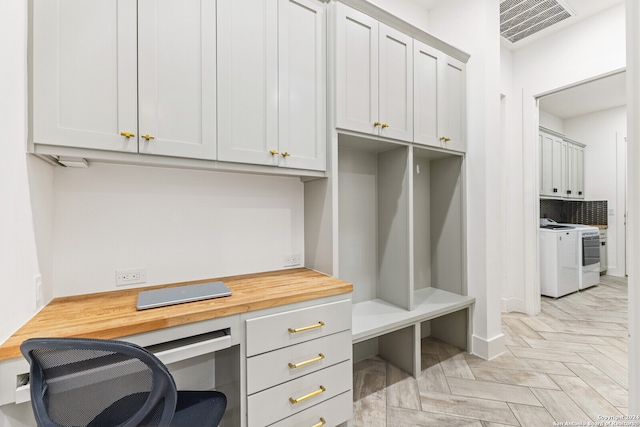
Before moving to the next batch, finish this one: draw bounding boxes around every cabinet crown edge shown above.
[335,0,470,63]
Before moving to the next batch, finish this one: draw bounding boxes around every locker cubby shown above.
[338,134,473,377]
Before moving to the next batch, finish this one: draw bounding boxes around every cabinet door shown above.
[540,131,564,197]
[561,139,571,198]
[217,0,279,166]
[378,24,413,142]
[539,132,554,197]
[33,0,137,152]
[335,3,379,135]
[414,40,441,147]
[278,0,326,171]
[566,142,578,198]
[439,55,466,152]
[138,0,216,160]
[576,145,585,198]
[551,135,564,196]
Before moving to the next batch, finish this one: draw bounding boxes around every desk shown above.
[0,268,353,427]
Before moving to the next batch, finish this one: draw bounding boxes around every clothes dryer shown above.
[559,224,600,290]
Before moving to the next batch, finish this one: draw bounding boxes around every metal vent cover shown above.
[500,0,575,43]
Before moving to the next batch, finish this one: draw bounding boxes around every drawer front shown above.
[247,330,351,395]
[247,360,351,427]
[268,391,352,427]
[246,299,351,356]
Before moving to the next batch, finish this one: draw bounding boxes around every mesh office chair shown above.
[20,337,226,427]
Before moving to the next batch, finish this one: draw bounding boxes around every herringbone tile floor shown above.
[352,275,629,426]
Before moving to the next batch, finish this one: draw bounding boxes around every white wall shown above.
[564,106,627,276]
[0,1,54,425]
[52,164,304,296]
[505,3,626,314]
[0,1,54,344]
[500,44,526,312]
[539,110,564,134]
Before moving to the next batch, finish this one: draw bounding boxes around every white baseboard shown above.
[472,333,506,360]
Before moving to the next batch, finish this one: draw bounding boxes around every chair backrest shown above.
[20,338,178,427]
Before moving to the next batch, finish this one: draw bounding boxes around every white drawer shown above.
[245,299,351,356]
[268,391,352,427]
[247,330,351,395]
[247,360,351,427]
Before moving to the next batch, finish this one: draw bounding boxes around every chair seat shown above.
[171,391,227,427]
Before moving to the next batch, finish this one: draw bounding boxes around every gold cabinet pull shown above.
[289,385,326,404]
[270,149,279,155]
[281,152,291,157]
[381,123,389,128]
[373,121,381,127]
[288,353,325,369]
[141,134,155,141]
[440,136,450,142]
[120,132,135,138]
[288,321,325,333]
[311,418,327,427]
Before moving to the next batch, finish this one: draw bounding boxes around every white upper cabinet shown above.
[335,5,379,135]
[539,129,585,199]
[33,0,138,153]
[439,55,466,152]
[565,139,585,199]
[217,0,279,166]
[539,130,564,197]
[413,41,440,147]
[335,3,413,142]
[138,0,217,160]
[378,24,413,142]
[576,144,585,198]
[414,39,466,152]
[33,0,216,160]
[278,0,327,171]
[217,0,326,171]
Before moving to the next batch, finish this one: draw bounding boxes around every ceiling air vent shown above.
[500,0,575,44]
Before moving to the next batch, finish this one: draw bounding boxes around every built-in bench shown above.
[352,287,475,377]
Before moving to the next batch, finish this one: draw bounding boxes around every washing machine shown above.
[539,222,579,298]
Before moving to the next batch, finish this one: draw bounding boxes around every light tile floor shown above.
[352,275,631,426]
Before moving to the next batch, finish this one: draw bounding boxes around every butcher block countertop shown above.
[0,268,352,361]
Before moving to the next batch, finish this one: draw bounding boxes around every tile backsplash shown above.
[540,199,608,225]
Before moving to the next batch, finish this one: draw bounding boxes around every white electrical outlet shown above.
[116,268,147,286]
[283,253,301,267]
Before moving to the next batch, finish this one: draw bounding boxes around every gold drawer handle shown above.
[270,149,279,155]
[288,353,325,369]
[289,385,326,404]
[440,136,450,142]
[373,121,381,127]
[281,151,291,157]
[142,134,155,141]
[381,123,389,128]
[288,321,325,333]
[120,132,135,138]
[312,417,327,427]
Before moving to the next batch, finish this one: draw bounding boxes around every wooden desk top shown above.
[0,268,352,361]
